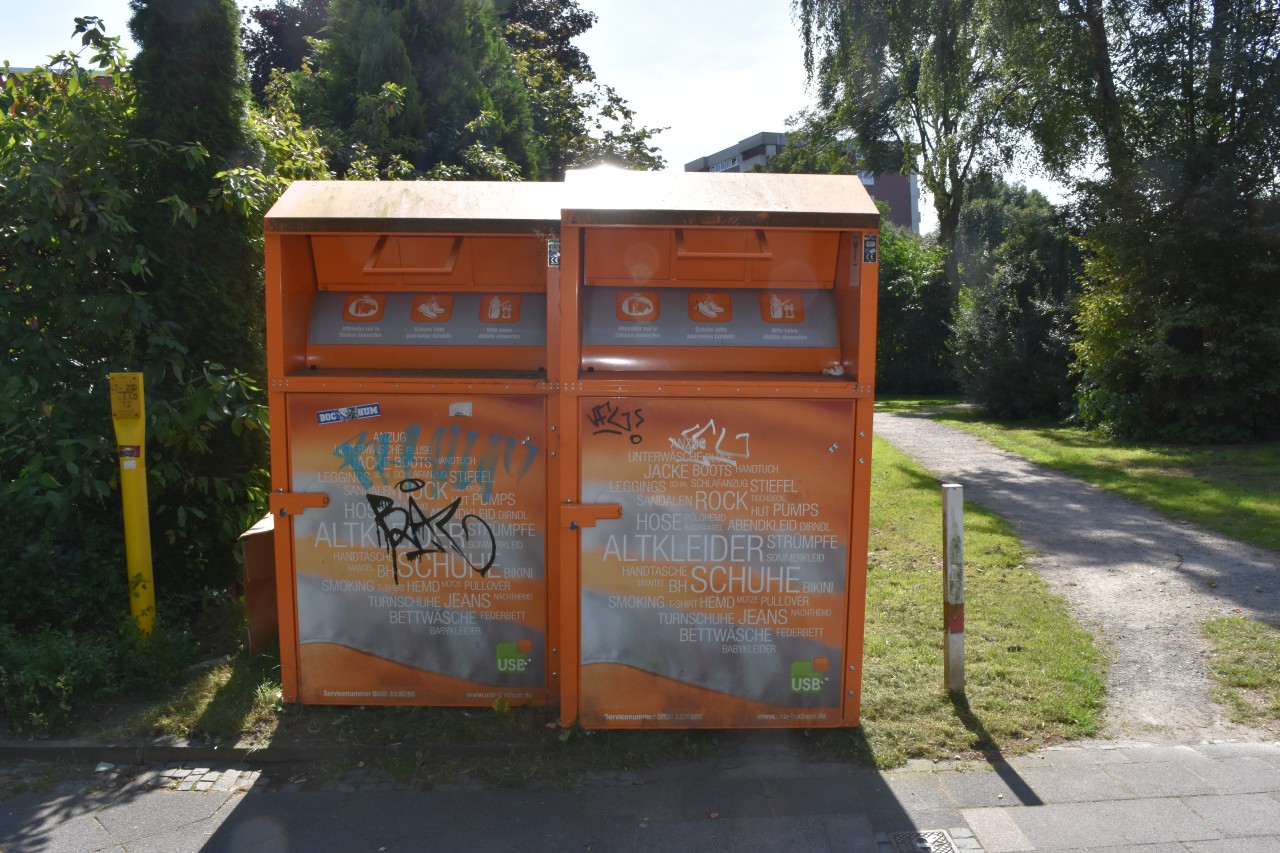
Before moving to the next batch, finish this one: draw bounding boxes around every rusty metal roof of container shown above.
[265,172,880,233]
[562,168,880,229]
[264,180,564,233]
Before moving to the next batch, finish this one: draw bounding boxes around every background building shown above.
[684,131,921,233]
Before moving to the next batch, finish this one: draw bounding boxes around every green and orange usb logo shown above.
[789,658,829,693]
[496,639,533,673]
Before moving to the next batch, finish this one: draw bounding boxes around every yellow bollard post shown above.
[109,372,156,636]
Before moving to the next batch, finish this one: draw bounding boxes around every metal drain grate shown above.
[889,829,959,853]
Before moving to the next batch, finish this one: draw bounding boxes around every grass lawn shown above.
[875,396,1280,738]
[900,403,1280,553]
[814,438,1104,766]
[1203,617,1280,734]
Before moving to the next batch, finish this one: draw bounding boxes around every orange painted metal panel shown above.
[311,234,547,291]
[576,396,855,728]
[283,391,550,706]
[582,228,672,284]
[265,182,561,707]
[844,399,873,723]
[583,227,840,289]
[305,345,546,373]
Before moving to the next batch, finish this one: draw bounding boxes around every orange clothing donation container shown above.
[264,181,563,707]
[556,170,880,729]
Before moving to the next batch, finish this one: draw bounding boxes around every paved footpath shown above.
[3,413,1278,852]
[3,737,1280,852]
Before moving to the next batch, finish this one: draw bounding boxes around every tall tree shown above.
[500,0,665,176]
[129,0,265,371]
[1,17,324,725]
[298,0,543,180]
[1011,0,1280,439]
[128,0,276,591]
[1,12,318,641]
[240,0,329,101]
[950,176,1081,419]
[793,0,1027,295]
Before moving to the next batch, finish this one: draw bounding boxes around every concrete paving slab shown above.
[1035,746,1138,767]
[578,780,681,818]
[1105,761,1221,797]
[1186,792,1280,837]
[961,806,1035,852]
[1195,742,1280,763]
[1075,840,1192,845]
[1187,756,1280,794]
[879,773,954,813]
[327,786,456,835]
[117,815,227,853]
[632,816,733,848]
[92,789,233,843]
[728,814,839,852]
[1118,745,1217,765]
[0,786,117,840]
[1102,797,1222,845]
[678,776,775,819]
[941,768,1032,808]
[1184,837,1280,852]
[0,810,118,853]
[820,813,882,852]
[502,816,645,853]
[759,773,871,817]
[1016,765,1134,803]
[1004,801,1133,850]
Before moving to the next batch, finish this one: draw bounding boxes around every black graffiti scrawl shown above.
[367,479,497,582]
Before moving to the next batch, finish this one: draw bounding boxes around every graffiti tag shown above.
[669,419,750,468]
[588,402,645,444]
[367,479,497,582]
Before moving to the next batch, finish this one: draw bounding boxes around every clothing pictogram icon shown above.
[688,292,732,323]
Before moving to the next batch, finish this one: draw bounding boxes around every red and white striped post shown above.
[943,483,965,694]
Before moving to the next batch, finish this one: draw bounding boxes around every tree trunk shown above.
[1080,0,1130,186]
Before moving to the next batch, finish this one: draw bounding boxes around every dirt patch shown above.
[874,411,1280,745]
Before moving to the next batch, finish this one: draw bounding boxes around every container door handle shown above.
[270,491,330,517]
[560,503,622,530]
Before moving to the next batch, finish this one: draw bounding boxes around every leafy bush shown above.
[1073,181,1280,442]
[1,19,323,728]
[0,627,116,733]
[875,217,957,394]
[950,180,1080,419]
[0,618,199,734]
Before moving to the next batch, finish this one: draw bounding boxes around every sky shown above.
[4,0,1067,234]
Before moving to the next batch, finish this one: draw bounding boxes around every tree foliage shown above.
[757,109,863,176]
[950,177,1081,419]
[793,0,1026,293]
[0,17,324,729]
[294,0,543,180]
[241,0,328,101]
[500,0,665,176]
[1010,0,1280,439]
[875,211,957,394]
